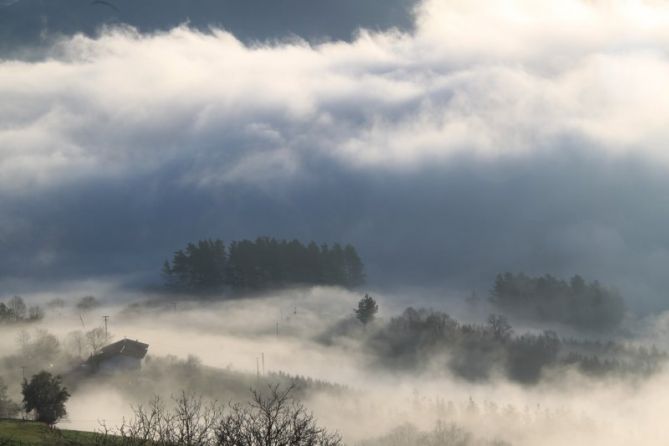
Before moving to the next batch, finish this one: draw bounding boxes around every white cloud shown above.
[1,0,669,193]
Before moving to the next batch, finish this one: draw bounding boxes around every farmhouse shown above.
[87,338,149,373]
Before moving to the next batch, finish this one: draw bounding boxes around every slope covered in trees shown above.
[162,237,365,293]
[366,309,663,384]
[0,295,43,324]
[490,273,626,331]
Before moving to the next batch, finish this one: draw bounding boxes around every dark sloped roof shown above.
[97,338,149,360]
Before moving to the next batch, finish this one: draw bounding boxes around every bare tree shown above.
[172,392,222,446]
[116,397,168,445]
[487,314,513,342]
[216,384,342,446]
[96,394,221,446]
[85,327,109,354]
[95,386,341,446]
[28,305,44,321]
[8,296,26,321]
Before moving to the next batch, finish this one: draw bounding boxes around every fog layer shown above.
[2,288,669,445]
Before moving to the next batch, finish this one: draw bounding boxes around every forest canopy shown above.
[162,237,365,293]
[490,273,626,332]
[366,308,662,384]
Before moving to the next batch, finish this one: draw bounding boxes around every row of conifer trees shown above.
[162,237,365,292]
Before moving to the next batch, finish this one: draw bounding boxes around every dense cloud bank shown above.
[2,0,669,310]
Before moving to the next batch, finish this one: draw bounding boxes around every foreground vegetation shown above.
[0,419,98,446]
[1,385,343,446]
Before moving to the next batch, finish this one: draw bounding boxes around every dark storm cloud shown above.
[3,141,669,311]
[2,1,669,311]
[0,0,417,57]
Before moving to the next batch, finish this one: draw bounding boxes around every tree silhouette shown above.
[22,371,70,426]
[76,295,99,312]
[487,314,513,342]
[490,272,625,331]
[218,385,342,446]
[7,296,26,321]
[163,237,366,293]
[355,294,379,326]
[95,386,341,445]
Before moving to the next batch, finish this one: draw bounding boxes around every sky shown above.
[0,0,416,56]
[2,0,669,311]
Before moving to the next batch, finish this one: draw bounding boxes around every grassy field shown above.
[0,419,99,446]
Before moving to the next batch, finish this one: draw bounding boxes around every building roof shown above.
[97,338,149,360]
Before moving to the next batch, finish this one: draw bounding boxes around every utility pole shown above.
[20,366,26,381]
[261,353,265,376]
[256,357,260,383]
[102,315,110,339]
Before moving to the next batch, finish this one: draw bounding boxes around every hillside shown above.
[0,420,98,446]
